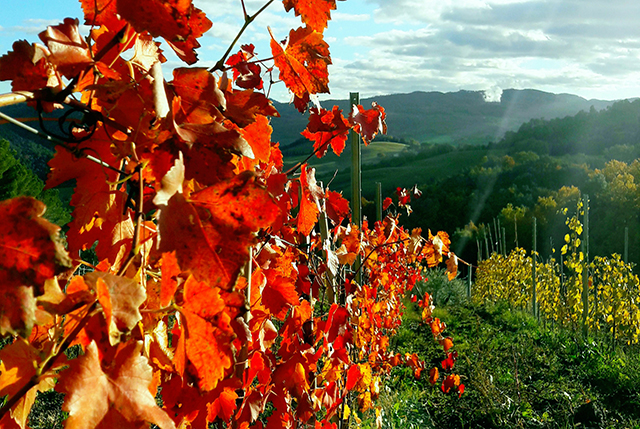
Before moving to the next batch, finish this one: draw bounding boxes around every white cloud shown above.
[329,0,640,100]
[332,12,371,22]
[2,0,640,102]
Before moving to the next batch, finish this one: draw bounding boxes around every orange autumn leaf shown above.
[261,274,299,320]
[170,68,226,118]
[0,197,71,290]
[428,367,439,385]
[84,272,146,345]
[38,18,92,78]
[116,0,212,64]
[180,276,239,391]
[0,41,59,92]
[80,0,120,27]
[345,364,361,391]
[223,89,279,129]
[441,337,454,352]
[0,339,40,400]
[297,165,323,235]
[158,172,278,290]
[160,252,180,307]
[430,318,445,337]
[350,102,387,145]
[0,197,72,336]
[301,106,350,158]
[446,254,459,280]
[283,0,337,33]
[206,387,238,423]
[240,114,273,165]
[270,26,330,99]
[57,340,176,429]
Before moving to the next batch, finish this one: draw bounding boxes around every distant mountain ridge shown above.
[270,89,615,147]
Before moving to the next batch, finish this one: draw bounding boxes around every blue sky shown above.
[2,0,640,102]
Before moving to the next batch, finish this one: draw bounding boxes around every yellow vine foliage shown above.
[475,201,640,344]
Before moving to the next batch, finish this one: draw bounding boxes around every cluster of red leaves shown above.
[0,0,462,428]
[414,290,465,398]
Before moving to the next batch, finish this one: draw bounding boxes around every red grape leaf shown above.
[293,92,310,113]
[270,26,331,99]
[441,352,456,372]
[116,0,212,64]
[382,197,393,211]
[223,89,280,129]
[283,0,337,33]
[297,165,323,235]
[80,0,119,27]
[261,274,299,320]
[159,252,180,307]
[351,102,387,145]
[206,387,238,422]
[45,129,123,259]
[440,374,461,394]
[38,18,92,78]
[0,41,59,92]
[458,383,465,398]
[325,190,350,225]
[396,187,411,207]
[171,108,252,158]
[57,340,176,429]
[428,367,439,385]
[240,114,273,165]
[181,276,235,390]
[84,272,146,345]
[325,304,349,343]
[446,254,458,280]
[0,339,40,400]
[345,364,361,391]
[301,106,350,158]
[171,68,226,116]
[0,197,70,335]
[158,172,278,290]
[226,45,263,90]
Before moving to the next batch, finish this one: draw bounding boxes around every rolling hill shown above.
[271,89,615,149]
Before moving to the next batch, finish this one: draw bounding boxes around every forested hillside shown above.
[0,104,55,179]
[390,99,640,268]
[0,139,69,225]
[273,89,613,148]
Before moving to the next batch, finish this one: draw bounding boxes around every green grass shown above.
[354,278,640,429]
[300,146,499,198]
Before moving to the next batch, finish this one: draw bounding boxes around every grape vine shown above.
[475,201,640,344]
[0,1,463,428]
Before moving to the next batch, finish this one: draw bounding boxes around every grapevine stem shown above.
[240,0,248,19]
[209,0,275,73]
[0,301,99,420]
[140,305,175,314]
[284,136,340,176]
[118,162,145,276]
[0,108,125,175]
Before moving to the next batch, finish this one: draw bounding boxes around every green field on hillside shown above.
[293,143,501,199]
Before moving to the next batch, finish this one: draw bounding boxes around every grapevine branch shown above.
[209,0,276,73]
[285,135,345,177]
[0,108,125,175]
[0,301,99,420]
[118,162,146,276]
